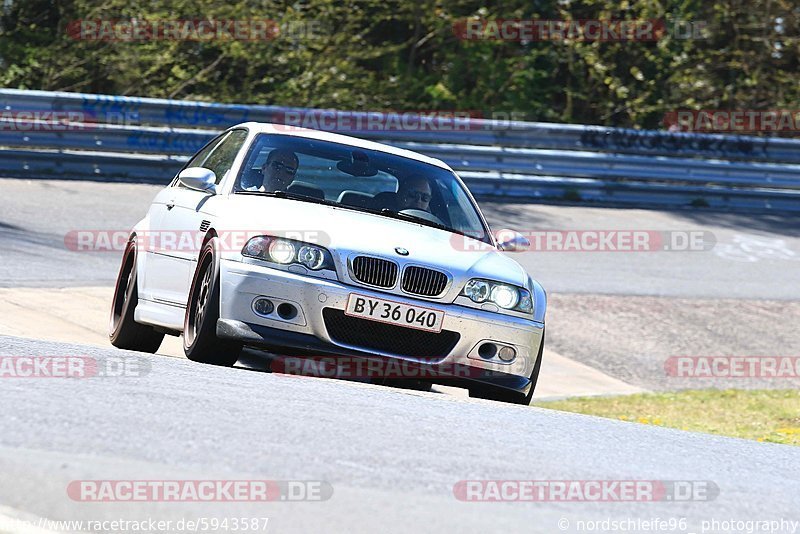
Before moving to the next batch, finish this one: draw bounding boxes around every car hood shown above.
[214,195,531,290]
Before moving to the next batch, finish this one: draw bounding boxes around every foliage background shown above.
[1,0,798,129]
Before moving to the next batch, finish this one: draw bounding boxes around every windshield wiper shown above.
[378,208,451,232]
[238,189,339,208]
[377,209,487,242]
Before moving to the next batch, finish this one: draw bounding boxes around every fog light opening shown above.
[277,303,298,320]
[498,346,516,362]
[478,343,497,360]
[253,297,274,316]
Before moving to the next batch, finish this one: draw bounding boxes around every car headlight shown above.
[490,284,519,309]
[464,279,491,302]
[297,245,325,270]
[242,236,269,257]
[269,239,296,264]
[461,278,533,314]
[242,236,333,271]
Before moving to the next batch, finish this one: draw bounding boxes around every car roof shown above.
[232,122,453,171]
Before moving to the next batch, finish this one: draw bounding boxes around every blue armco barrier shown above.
[1,88,800,212]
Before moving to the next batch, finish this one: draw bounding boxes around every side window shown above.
[172,134,225,187]
[179,134,226,178]
[202,130,249,185]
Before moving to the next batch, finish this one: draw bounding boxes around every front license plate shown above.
[345,294,445,333]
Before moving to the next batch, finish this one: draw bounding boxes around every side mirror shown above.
[495,229,530,252]
[178,167,217,194]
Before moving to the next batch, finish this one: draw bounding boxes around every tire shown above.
[183,238,241,366]
[109,238,165,353]
[469,328,545,405]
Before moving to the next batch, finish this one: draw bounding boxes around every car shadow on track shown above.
[232,347,440,394]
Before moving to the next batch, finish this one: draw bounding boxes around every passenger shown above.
[397,175,432,212]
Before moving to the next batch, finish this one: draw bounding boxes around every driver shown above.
[260,148,299,192]
[397,175,432,212]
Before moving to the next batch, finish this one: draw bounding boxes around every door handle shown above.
[166,201,175,210]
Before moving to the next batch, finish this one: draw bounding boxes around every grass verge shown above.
[534,389,800,445]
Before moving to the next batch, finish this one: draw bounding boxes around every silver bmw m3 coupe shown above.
[109,123,546,404]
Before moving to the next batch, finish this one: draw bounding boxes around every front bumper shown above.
[217,259,544,393]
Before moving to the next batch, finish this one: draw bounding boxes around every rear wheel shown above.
[109,238,164,353]
[469,329,544,405]
[183,238,241,366]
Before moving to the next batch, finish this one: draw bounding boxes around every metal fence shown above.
[2,88,800,212]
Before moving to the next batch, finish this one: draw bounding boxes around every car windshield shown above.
[233,133,490,243]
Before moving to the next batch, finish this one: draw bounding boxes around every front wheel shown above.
[109,238,164,353]
[183,238,241,366]
[469,329,544,405]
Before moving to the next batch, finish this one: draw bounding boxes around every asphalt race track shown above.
[1,177,799,532]
[1,335,799,533]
